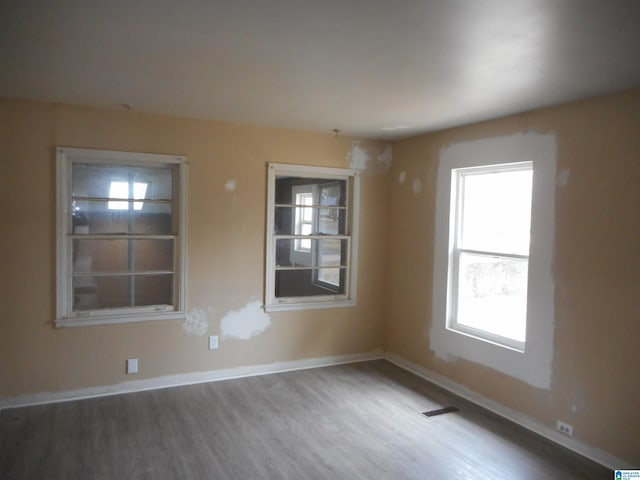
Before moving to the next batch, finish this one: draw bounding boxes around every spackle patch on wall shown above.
[183,308,209,336]
[377,144,393,172]
[412,178,422,194]
[224,179,237,192]
[556,168,570,187]
[398,171,406,184]
[347,141,371,171]
[220,300,271,340]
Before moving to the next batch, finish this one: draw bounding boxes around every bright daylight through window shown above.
[448,162,532,351]
[56,147,187,327]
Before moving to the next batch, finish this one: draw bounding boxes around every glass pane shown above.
[133,240,174,271]
[274,206,345,235]
[73,239,174,273]
[72,274,173,311]
[317,239,346,266]
[73,276,128,310]
[316,267,341,287]
[135,274,173,307]
[275,177,346,206]
[72,201,173,235]
[275,239,347,267]
[456,253,528,342]
[275,269,345,298]
[72,163,174,200]
[460,167,532,255]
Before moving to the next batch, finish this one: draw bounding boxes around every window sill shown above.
[446,323,525,353]
[264,299,356,313]
[56,310,186,328]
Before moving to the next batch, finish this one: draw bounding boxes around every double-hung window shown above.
[431,133,556,388]
[447,162,532,351]
[265,163,360,311]
[56,147,187,327]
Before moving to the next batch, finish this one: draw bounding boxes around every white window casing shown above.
[265,163,360,312]
[430,133,556,389]
[56,147,188,327]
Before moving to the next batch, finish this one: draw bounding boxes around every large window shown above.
[265,163,360,311]
[448,162,532,351]
[56,147,187,327]
[431,133,556,389]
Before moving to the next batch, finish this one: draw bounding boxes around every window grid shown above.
[56,147,187,327]
[265,163,359,312]
[447,162,532,351]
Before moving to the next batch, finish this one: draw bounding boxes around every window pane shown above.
[275,177,346,206]
[73,276,128,310]
[316,267,341,287]
[73,239,173,273]
[72,163,174,200]
[135,274,173,307]
[72,201,173,235]
[72,274,173,311]
[275,239,348,267]
[317,239,346,266]
[274,206,345,235]
[456,253,528,342]
[460,168,532,255]
[275,269,345,298]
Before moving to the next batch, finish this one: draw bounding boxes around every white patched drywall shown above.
[183,308,209,336]
[220,300,271,340]
[430,132,557,389]
[346,141,393,173]
[224,179,237,192]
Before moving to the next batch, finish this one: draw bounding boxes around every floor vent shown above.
[421,406,459,417]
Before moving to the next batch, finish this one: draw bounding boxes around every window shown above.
[265,163,360,311]
[56,147,187,327]
[448,162,532,351]
[430,133,556,389]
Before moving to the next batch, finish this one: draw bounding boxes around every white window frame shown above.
[265,163,360,312]
[56,147,188,327]
[430,133,556,389]
[447,162,532,352]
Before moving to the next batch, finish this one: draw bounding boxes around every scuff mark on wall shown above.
[347,141,371,171]
[224,179,237,192]
[412,178,422,194]
[398,170,406,184]
[182,308,209,336]
[556,168,570,187]
[220,300,271,340]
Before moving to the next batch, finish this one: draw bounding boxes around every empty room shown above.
[1,1,639,478]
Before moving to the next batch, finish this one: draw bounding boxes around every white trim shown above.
[0,349,630,469]
[0,350,383,411]
[431,132,556,389]
[265,163,360,310]
[385,352,634,470]
[55,147,188,327]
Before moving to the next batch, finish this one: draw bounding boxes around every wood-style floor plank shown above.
[0,360,610,479]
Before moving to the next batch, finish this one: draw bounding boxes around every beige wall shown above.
[1,89,638,464]
[0,99,388,398]
[386,89,640,463]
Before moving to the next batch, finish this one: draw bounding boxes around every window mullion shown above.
[458,248,529,260]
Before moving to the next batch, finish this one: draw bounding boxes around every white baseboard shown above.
[0,350,383,411]
[1,349,631,469]
[385,352,633,470]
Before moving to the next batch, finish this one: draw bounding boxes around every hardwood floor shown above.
[0,360,610,479]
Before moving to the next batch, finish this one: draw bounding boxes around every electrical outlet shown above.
[556,420,574,436]
[127,358,138,374]
[208,335,219,350]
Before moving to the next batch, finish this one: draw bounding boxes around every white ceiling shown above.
[1,0,639,140]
